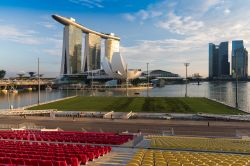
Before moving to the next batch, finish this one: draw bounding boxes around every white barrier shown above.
[103,111,114,119]
[123,111,133,119]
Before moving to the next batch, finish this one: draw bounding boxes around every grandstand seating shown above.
[0,130,134,165]
[0,140,112,165]
[148,136,250,153]
[0,130,133,145]
[127,150,250,166]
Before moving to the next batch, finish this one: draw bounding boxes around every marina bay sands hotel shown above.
[52,14,120,75]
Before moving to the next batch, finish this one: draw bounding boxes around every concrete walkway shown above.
[87,147,136,166]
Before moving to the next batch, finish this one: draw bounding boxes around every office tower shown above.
[232,40,248,78]
[209,42,230,78]
[218,42,230,76]
[209,43,219,78]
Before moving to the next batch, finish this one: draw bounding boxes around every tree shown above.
[27,72,36,78]
[17,73,25,79]
[0,70,6,79]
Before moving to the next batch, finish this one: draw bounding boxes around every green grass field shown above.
[28,96,244,115]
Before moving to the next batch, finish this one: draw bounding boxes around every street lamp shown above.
[234,48,242,108]
[37,58,40,105]
[126,63,128,97]
[184,63,190,97]
[89,64,94,96]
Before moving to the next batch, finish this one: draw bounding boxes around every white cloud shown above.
[0,24,62,57]
[42,38,62,56]
[122,0,223,23]
[122,15,250,77]
[69,0,103,8]
[43,49,61,56]
[37,21,56,29]
[119,0,250,76]
[224,8,231,15]
[137,10,149,20]
[0,25,42,45]
[121,37,208,76]
[123,14,136,22]
[200,0,222,13]
[157,13,204,35]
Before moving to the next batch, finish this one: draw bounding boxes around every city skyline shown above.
[209,40,248,79]
[1,0,250,77]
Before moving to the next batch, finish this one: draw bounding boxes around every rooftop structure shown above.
[52,15,120,41]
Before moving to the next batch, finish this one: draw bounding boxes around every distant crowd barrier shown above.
[123,111,133,119]
[103,111,114,119]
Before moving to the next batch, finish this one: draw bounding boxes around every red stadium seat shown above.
[53,160,67,166]
[0,130,116,166]
[39,160,53,166]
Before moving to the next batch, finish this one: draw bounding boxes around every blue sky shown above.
[0,0,250,77]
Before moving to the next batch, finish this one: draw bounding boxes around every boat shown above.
[134,92,140,95]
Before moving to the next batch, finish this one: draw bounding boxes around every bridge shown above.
[0,79,52,90]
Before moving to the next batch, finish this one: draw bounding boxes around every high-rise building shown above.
[232,40,248,78]
[61,25,82,75]
[105,38,120,63]
[218,42,230,76]
[209,42,230,78]
[209,43,219,78]
[83,33,101,71]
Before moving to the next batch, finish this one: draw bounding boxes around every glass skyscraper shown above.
[232,40,248,79]
[209,42,230,78]
[83,33,101,71]
[209,43,219,78]
[218,42,230,76]
[61,25,82,75]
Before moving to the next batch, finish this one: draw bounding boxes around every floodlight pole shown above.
[126,63,128,97]
[38,58,40,105]
[92,70,93,94]
[184,63,190,97]
[7,90,10,109]
[235,49,239,108]
[147,63,149,97]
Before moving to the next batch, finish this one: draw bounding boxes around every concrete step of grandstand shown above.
[135,138,151,148]
[87,147,136,166]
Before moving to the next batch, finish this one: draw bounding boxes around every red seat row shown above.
[0,131,133,145]
[0,140,112,166]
